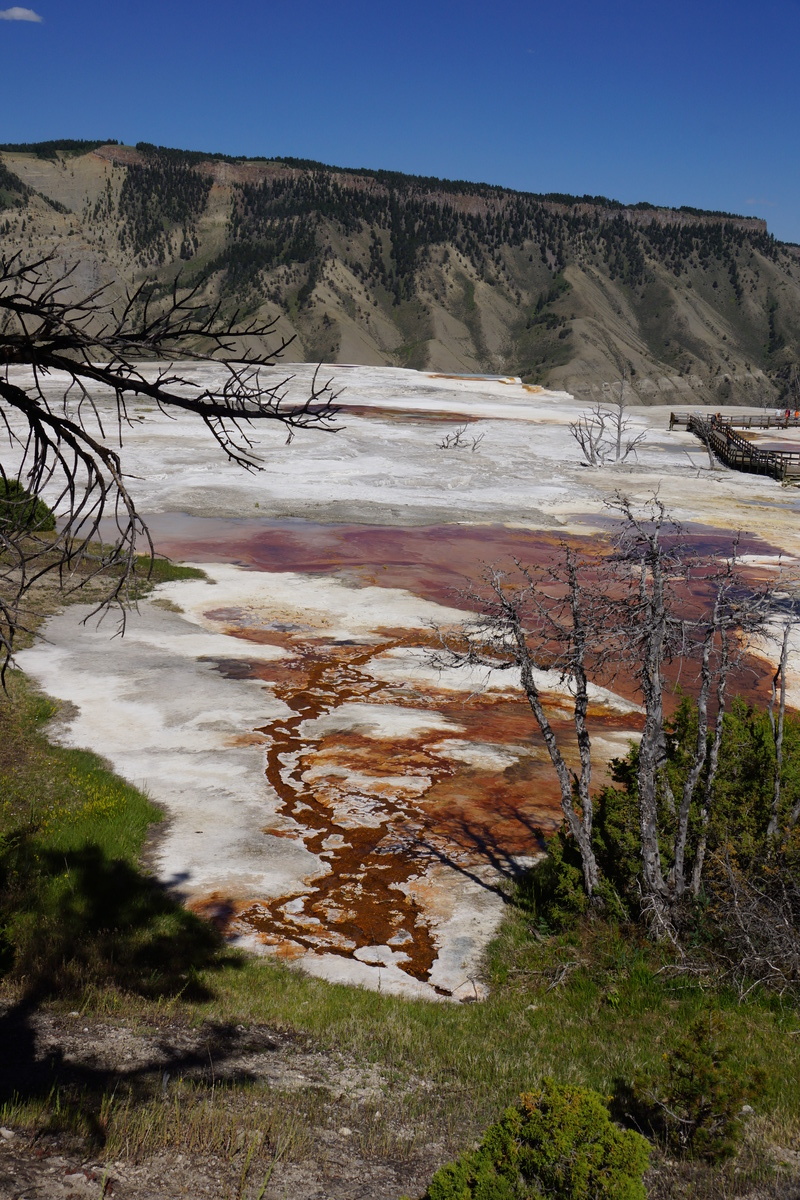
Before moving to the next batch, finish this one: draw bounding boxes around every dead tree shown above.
[569,373,646,467]
[706,848,800,998]
[610,496,773,931]
[691,419,721,472]
[438,423,484,451]
[569,404,611,467]
[689,636,728,897]
[0,252,340,671]
[432,548,622,899]
[767,621,791,840]
[436,495,778,935]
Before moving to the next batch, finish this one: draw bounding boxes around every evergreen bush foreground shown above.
[413,1019,761,1197]
[415,1082,649,1200]
[0,479,55,533]
[616,1016,765,1164]
[526,695,800,1002]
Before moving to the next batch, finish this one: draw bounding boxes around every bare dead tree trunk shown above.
[516,643,600,897]
[672,614,715,900]
[565,552,596,868]
[673,581,742,901]
[634,552,672,922]
[568,376,645,468]
[696,423,718,471]
[691,640,729,897]
[767,622,791,840]
[432,552,604,899]
[569,405,609,466]
[611,499,765,928]
[495,560,600,898]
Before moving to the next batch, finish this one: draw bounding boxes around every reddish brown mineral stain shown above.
[208,623,642,983]
[157,517,782,983]
[149,516,780,617]
[231,637,447,980]
[149,517,578,610]
[335,403,481,425]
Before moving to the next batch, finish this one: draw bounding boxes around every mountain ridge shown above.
[91,142,768,232]
[1,140,797,407]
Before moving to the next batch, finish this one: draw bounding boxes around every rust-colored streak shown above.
[231,637,447,980]
[209,619,645,983]
[155,518,784,983]
[335,403,481,425]
[149,516,781,617]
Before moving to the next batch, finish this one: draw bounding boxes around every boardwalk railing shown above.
[670,411,800,482]
[669,411,800,431]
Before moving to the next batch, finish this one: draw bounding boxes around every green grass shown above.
[4,896,794,1192]
[1,665,799,1195]
[0,673,158,851]
[0,670,227,998]
[173,912,800,1145]
[134,554,208,589]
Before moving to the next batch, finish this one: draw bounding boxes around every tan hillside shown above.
[2,139,798,406]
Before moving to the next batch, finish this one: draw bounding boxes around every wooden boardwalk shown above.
[670,411,800,482]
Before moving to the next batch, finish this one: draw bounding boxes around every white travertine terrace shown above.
[13,364,800,1000]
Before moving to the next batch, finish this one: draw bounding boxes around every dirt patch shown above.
[0,1007,445,1200]
[0,1140,440,1200]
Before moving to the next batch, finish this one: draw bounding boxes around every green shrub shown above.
[0,478,55,532]
[522,813,638,932]
[616,1015,764,1163]
[520,832,589,931]
[419,1080,649,1200]
[526,696,800,950]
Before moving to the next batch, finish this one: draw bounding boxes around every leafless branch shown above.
[0,251,342,673]
[704,848,800,998]
[438,423,484,451]
[568,373,646,466]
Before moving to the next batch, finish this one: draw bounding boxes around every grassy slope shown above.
[0,541,796,1194]
[1,657,799,1195]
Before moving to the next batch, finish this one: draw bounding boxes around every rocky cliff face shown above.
[2,140,798,406]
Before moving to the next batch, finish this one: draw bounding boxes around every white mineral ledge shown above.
[15,364,800,1000]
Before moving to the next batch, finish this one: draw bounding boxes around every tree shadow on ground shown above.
[0,835,258,1144]
[413,799,549,901]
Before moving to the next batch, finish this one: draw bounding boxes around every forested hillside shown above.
[2,139,799,405]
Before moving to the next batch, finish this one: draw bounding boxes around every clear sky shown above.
[2,0,799,240]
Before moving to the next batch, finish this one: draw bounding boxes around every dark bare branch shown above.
[0,251,342,672]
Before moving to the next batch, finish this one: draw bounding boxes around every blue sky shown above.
[2,0,799,239]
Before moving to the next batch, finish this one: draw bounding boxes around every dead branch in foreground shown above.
[0,252,341,671]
